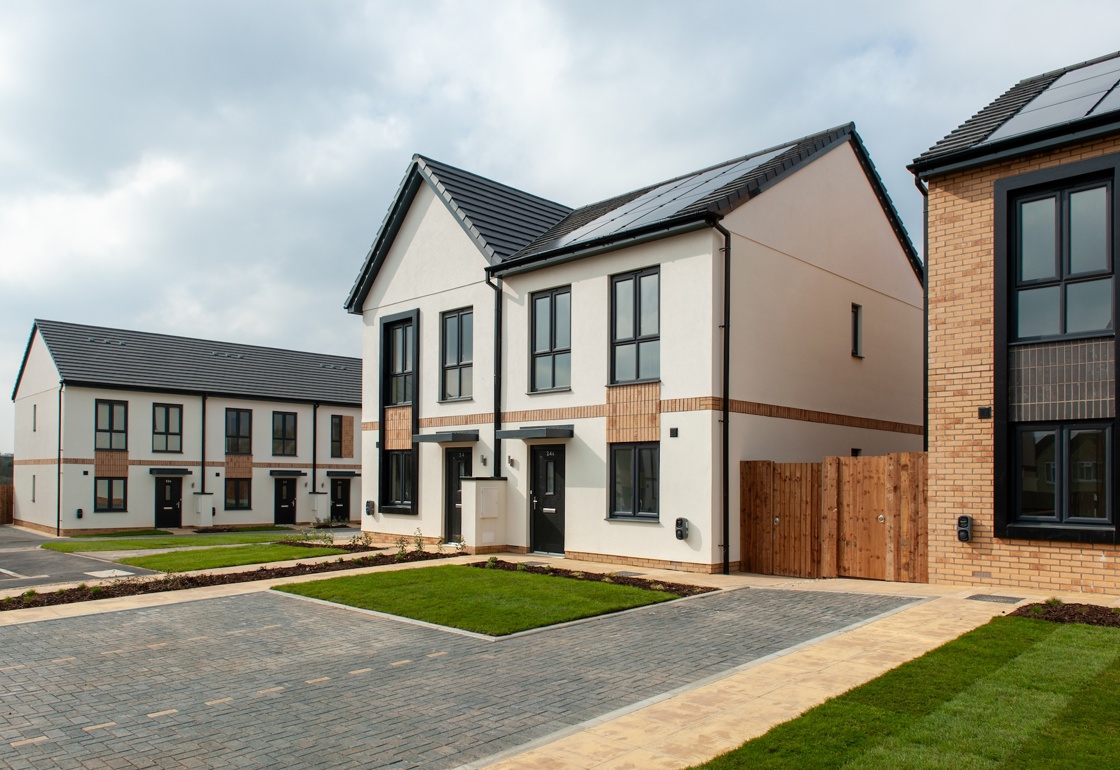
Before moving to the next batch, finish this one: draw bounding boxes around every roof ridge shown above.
[413,154,572,212]
[33,319,360,363]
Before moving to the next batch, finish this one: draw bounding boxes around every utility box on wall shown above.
[461,478,508,550]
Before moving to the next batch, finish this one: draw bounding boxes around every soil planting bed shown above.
[1,550,454,612]
[468,559,717,597]
[1010,601,1120,628]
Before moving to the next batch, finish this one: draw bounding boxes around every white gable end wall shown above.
[12,330,62,530]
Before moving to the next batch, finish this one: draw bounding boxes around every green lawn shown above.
[692,616,1120,769]
[275,564,679,635]
[70,529,174,538]
[42,532,299,552]
[118,544,346,572]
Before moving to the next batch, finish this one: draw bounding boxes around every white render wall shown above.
[11,330,62,528]
[13,370,361,533]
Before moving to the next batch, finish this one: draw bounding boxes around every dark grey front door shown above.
[154,477,182,529]
[274,478,296,525]
[530,445,565,554]
[330,479,351,522]
[445,448,472,542]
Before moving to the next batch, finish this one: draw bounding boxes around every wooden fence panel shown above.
[0,485,12,525]
[741,452,927,583]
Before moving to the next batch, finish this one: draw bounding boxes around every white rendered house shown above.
[348,124,924,573]
[11,320,362,535]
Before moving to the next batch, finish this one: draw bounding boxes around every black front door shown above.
[330,479,351,522]
[530,445,565,554]
[274,478,296,525]
[154,477,182,529]
[445,448,472,542]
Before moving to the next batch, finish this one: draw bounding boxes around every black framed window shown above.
[331,415,343,458]
[611,268,659,383]
[1013,182,1113,341]
[152,404,182,453]
[385,450,412,505]
[225,409,252,455]
[224,478,251,510]
[272,412,297,456]
[95,400,127,450]
[610,442,659,519]
[531,287,571,391]
[94,477,127,512]
[441,308,473,400]
[387,320,414,405]
[1016,425,1110,523]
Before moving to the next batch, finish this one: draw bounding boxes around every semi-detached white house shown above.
[348,123,925,573]
[11,320,362,535]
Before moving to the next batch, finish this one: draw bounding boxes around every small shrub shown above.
[77,583,87,590]
[486,556,499,569]
[89,586,102,595]
[570,571,584,579]
[1046,596,1064,607]
[515,562,528,572]
[650,583,666,592]
[395,536,408,559]
[453,540,466,554]
[348,531,373,548]
[1030,605,1046,616]
[22,589,37,600]
[412,528,425,554]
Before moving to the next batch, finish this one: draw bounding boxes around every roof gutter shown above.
[489,216,711,278]
[56,381,63,536]
[910,116,1120,180]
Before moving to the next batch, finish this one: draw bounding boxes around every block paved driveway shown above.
[0,586,916,769]
[0,527,157,590]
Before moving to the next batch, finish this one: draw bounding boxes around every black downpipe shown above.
[712,221,732,576]
[914,176,929,451]
[55,382,63,536]
[485,274,503,477]
[312,403,319,492]
[200,394,207,494]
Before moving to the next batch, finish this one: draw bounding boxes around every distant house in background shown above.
[911,50,1120,593]
[10,320,361,535]
[349,122,924,573]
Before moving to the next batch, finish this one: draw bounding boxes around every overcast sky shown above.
[2,1,1120,452]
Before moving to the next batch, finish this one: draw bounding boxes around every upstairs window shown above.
[95,400,127,450]
[441,308,473,400]
[225,408,252,455]
[272,412,296,456]
[611,268,659,383]
[1014,182,1113,341]
[387,320,414,405]
[531,287,571,391]
[331,415,343,458]
[152,404,182,453]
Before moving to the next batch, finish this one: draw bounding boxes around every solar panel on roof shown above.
[982,58,1120,145]
[554,145,792,249]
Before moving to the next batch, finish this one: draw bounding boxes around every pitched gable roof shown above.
[347,123,921,311]
[11,320,360,405]
[911,50,1120,177]
[499,123,921,280]
[344,155,571,313]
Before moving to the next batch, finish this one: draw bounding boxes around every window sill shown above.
[151,450,184,455]
[607,379,661,388]
[94,448,128,453]
[438,397,475,404]
[999,522,1118,545]
[93,510,128,514]
[606,515,660,523]
[380,505,415,515]
[527,387,572,395]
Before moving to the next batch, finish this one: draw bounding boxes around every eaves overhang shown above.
[495,424,574,440]
[413,430,481,444]
[909,114,1120,181]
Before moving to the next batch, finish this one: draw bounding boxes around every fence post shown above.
[820,457,839,578]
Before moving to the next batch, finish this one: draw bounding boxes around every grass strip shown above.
[692,617,1058,769]
[70,529,174,538]
[119,544,347,572]
[42,532,298,552]
[275,564,679,635]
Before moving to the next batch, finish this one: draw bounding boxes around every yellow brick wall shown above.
[341,415,355,458]
[606,382,660,443]
[94,450,129,478]
[383,406,412,450]
[927,134,1120,594]
[224,454,253,479]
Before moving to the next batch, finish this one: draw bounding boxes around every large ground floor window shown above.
[225,479,251,510]
[94,477,127,512]
[610,442,659,519]
[1016,424,1110,523]
[385,450,413,506]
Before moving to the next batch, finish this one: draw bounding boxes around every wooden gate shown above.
[0,485,12,525]
[740,452,927,583]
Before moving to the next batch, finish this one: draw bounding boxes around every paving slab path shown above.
[0,583,915,769]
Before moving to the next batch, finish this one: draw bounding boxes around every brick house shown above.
[350,123,924,573]
[911,51,1120,592]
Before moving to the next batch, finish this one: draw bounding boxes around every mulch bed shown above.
[1010,601,1120,628]
[1,550,454,612]
[468,559,716,597]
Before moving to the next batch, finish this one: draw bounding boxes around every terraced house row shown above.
[11,320,362,534]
